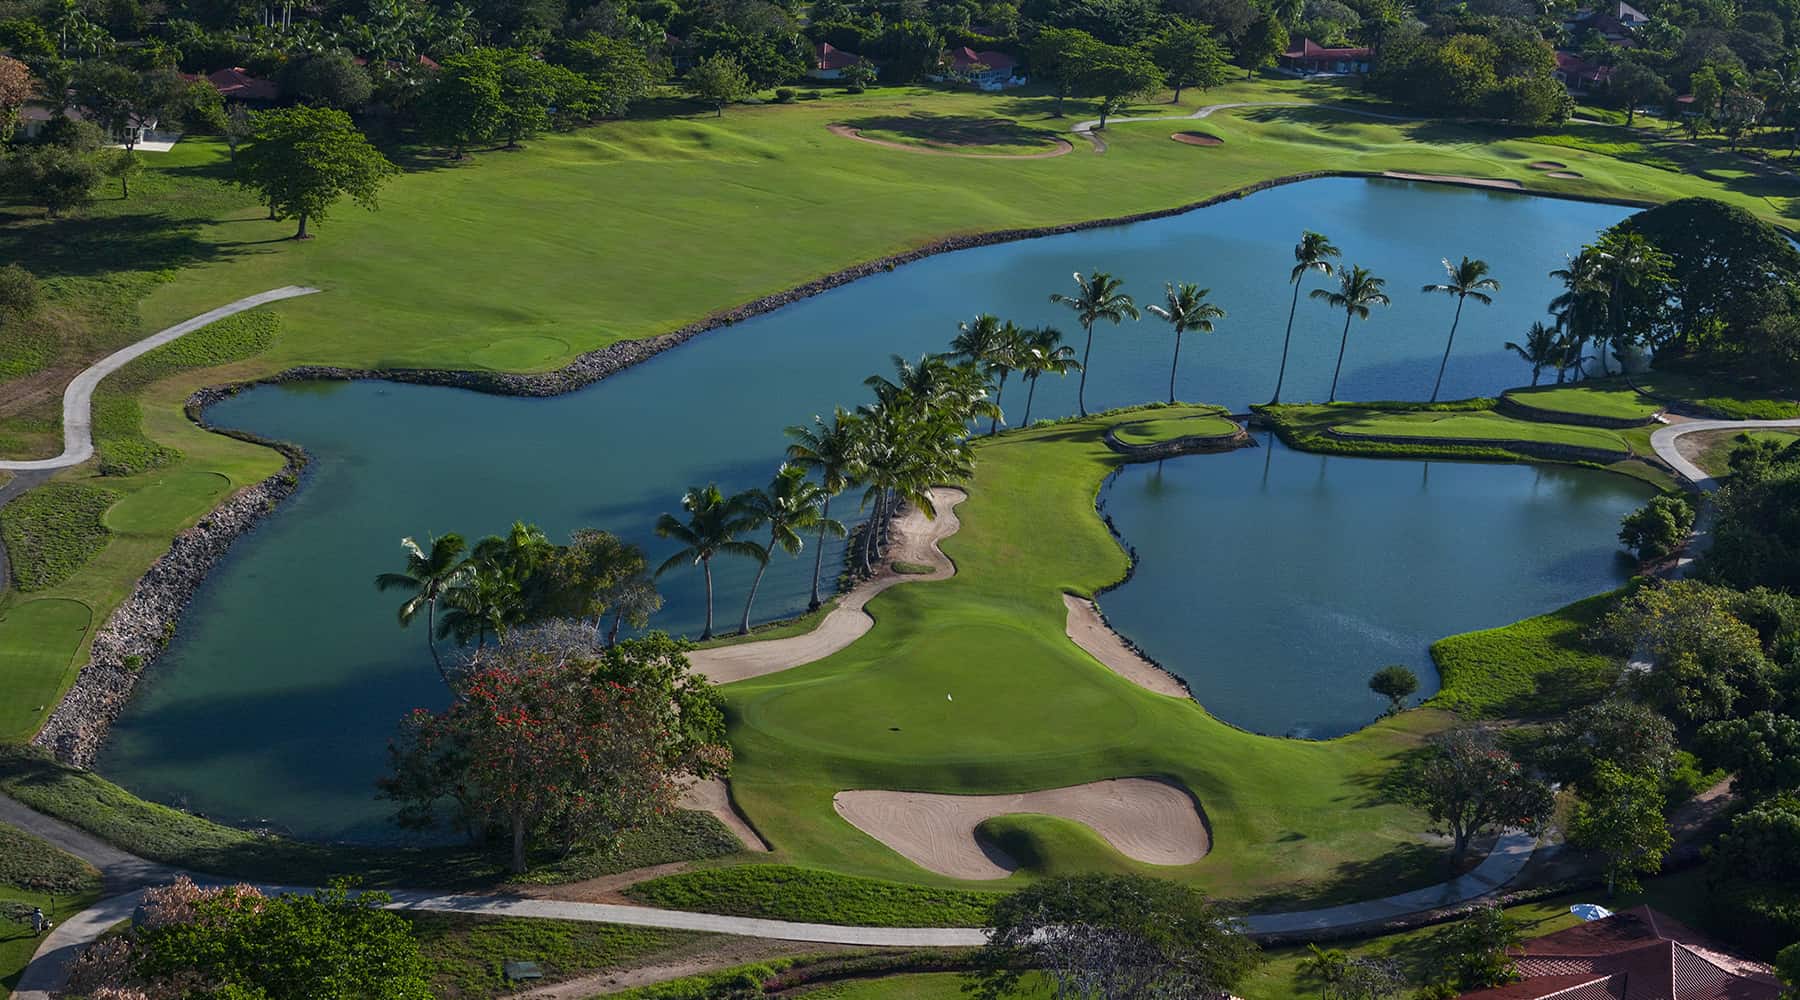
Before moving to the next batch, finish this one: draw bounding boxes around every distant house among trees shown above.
[201,67,279,104]
[1279,38,1373,75]
[19,102,169,147]
[1454,906,1780,999]
[935,47,1024,90]
[1553,51,1614,94]
[1564,2,1647,44]
[809,43,870,80]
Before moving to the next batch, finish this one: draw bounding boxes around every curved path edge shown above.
[0,286,320,472]
[1650,417,1800,492]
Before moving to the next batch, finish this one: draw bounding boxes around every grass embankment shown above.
[625,865,998,927]
[684,408,1458,914]
[0,483,121,591]
[1637,371,1800,420]
[0,745,742,889]
[0,822,102,1000]
[6,75,1796,745]
[1501,381,1663,423]
[1427,591,1623,719]
[1112,413,1240,445]
[409,911,703,999]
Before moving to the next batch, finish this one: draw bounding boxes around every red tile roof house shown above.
[1553,51,1615,94]
[934,47,1023,90]
[204,67,279,103]
[1457,906,1782,1000]
[1279,38,1374,75]
[809,42,871,80]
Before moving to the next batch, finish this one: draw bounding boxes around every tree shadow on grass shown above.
[1227,839,1459,914]
[842,112,1060,148]
[0,211,238,281]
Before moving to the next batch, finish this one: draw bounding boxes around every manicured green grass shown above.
[0,483,121,591]
[1112,414,1240,445]
[408,911,700,999]
[846,108,1070,156]
[101,471,231,534]
[720,408,1458,911]
[1692,429,1800,477]
[1329,411,1632,455]
[1502,382,1663,422]
[0,883,102,1000]
[973,814,1141,877]
[1427,591,1624,719]
[624,865,999,928]
[0,600,90,741]
[797,973,1007,999]
[1636,371,1800,420]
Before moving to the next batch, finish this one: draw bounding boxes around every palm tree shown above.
[1421,256,1500,402]
[1504,321,1561,386]
[1016,327,1081,426]
[373,533,467,685]
[784,407,862,610]
[735,464,845,634]
[949,315,1027,435]
[1549,250,1609,378]
[1050,271,1139,416]
[654,484,762,640]
[1589,231,1672,373]
[1312,265,1391,404]
[1146,282,1226,404]
[1270,231,1340,405]
[1296,943,1350,999]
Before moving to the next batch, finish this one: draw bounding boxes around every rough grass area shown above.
[1502,382,1663,422]
[1427,591,1624,718]
[0,599,91,741]
[1692,429,1800,477]
[891,561,934,575]
[510,811,743,885]
[0,482,122,590]
[1113,414,1239,445]
[1638,372,1800,420]
[608,958,805,999]
[1329,411,1631,454]
[0,822,101,895]
[408,911,700,999]
[0,746,741,890]
[623,865,999,927]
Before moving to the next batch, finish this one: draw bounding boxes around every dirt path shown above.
[1060,594,1191,699]
[686,487,966,685]
[826,124,1074,159]
[832,778,1210,880]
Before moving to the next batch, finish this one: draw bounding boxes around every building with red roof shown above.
[206,67,279,103]
[808,42,870,80]
[1458,906,1781,1000]
[1553,50,1614,93]
[938,46,1022,90]
[1279,38,1374,75]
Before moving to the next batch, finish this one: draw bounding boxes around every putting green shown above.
[0,599,91,741]
[103,471,231,536]
[723,407,1453,906]
[1502,382,1663,423]
[468,334,576,372]
[1113,414,1240,445]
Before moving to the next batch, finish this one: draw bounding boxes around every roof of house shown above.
[1458,908,1781,1000]
[1554,50,1614,84]
[206,67,279,101]
[946,46,1016,73]
[815,42,865,71]
[1282,38,1374,59]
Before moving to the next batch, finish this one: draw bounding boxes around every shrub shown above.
[773,87,796,102]
[797,90,822,100]
[1618,493,1695,560]
[0,482,121,590]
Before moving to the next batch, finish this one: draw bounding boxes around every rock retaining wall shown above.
[1103,425,1251,461]
[1496,394,1659,429]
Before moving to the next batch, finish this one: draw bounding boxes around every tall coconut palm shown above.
[374,533,467,685]
[784,407,863,610]
[1588,231,1673,373]
[653,484,761,640]
[1146,282,1226,404]
[1422,256,1500,402]
[1549,251,1609,378]
[1504,321,1561,386]
[735,464,845,634]
[1312,265,1391,404]
[949,315,1026,435]
[1016,326,1081,426]
[1050,271,1139,417]
[1270,231,1340,405]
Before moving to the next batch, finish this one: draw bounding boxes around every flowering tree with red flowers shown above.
[380,631,730,873]
[1408,726,1553,869]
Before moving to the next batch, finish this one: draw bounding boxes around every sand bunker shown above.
[687,486,966,685]
[1546,170,1582,179]
[826,123,1074,159]
[1171,131,1224,146]
[1382,171,1525,190]
[834,779,1210,879]
[679,776,769,852]
[1062,594,1190,699]
[1528,160,1566,170]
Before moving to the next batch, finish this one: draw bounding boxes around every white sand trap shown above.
[679,776,770,852]
[1382,171,1524,190]
[687,486,966,685]
[1062,594,1191,699]
[834,778,1210,880]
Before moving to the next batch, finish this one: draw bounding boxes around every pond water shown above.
[1098,437,1647,739]
[100,178,1638,840]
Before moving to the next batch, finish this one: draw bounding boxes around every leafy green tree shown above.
[7,144,100,217]
[1017,326,1081,426]
[1589,230,1673,361]
[1487,74,1571,124]
[1147,18,1229,101]
[1080,41,1164,128]
[235,105,398,240]
[654,483,762,639]
[0,55,30,141]
[277,49,372,109]
[1699,712,1800,800]
[1568,761,1672,896]
[0,265,41,320]
[1540,698,1677,792]
[735,464,843,634]
[549,32,658,117]
[1437,903,1521,990]
[785,408,863,609]
[1051,270,1140,416]
[1707,456,1800,593]
[968,874,1261,1000]
[1777,941,1800,998]
[1312,264,1390,404]
[1598,580,1773,724]
[1616,198,1800,357]
[375,534,468,684]
[1609,59,1669,126]
[1618,493,1695,561]
[1504,321,1561,385]
[1421,256,1499,402]
[418,52,506,157]
[1710,794,1800,885]
[1236,14,1288,79]
[73,62,186,154]
[1407,726,1553,867]
[101,145,141,198]
[1296,942,1349,998]
[1146,282,1225,404]
[1368,665,1418,714]
[1270,230,1340,404]
[688,52,751,116]
[1027,27,1099,116]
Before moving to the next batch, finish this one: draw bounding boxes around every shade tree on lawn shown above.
[1567,761,1673,896]
[234,105,398,239]
[688,53,751,116]
[1368,664,1418,715]
[1080,41,1165,128]
[1027,27,1099,116]
[1147,18,1230,102]
[1404,725,1554,868]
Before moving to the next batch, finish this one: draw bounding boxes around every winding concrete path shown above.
[1649,417,1800,492]
[0,287,319,472]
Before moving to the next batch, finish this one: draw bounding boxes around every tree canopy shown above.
[234,105,398,239]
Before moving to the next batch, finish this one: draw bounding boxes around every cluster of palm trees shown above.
[1047,271,1229,415]
[1267,231,1505,405]
[375,524,660,685]
[1506,230,1674,385]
